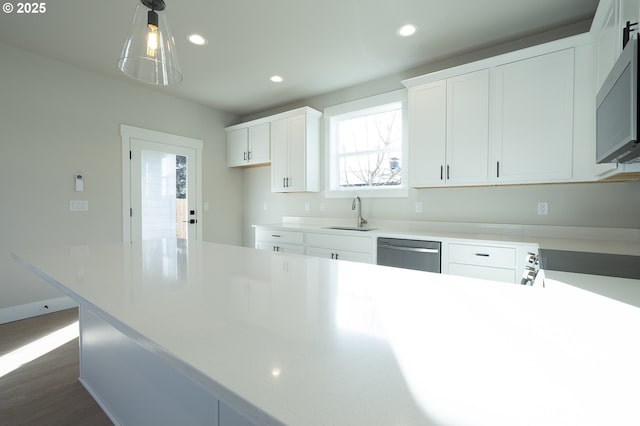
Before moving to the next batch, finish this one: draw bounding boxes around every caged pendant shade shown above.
[117,0,182,85]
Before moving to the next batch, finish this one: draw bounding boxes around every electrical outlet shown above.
[537,202,548,216]
[415,201,423,213]
[304,201,310,212]
[320,201,326,212]
[263,202,268,211]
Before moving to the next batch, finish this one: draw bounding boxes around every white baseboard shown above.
[0,296,78,324]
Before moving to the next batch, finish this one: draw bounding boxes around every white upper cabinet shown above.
[270,107,321,193]
[408,80,447,187]
[446,70,490,185]
[492,49,575,184]
[226,122,270,167]
[597,0,621,90]
[409,70,489,187]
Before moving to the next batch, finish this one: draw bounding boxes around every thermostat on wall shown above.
[75,173,84,192]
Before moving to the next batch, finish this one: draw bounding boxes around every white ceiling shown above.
[0,0,598,116]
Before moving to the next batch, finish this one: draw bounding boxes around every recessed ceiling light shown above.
[397,24,417,37]
[187,34,208,46]
[270,75,284,83]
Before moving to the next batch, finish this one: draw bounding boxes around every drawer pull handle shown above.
[475,253,490,257]
[272,234,281,238]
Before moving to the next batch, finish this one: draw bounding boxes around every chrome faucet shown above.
[352,196,367,228]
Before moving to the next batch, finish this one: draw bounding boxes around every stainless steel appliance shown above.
[596,32,640,164]
[520,252,542,286]
[376,237,441,273]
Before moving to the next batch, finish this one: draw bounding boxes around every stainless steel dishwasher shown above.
[376,237,441,273]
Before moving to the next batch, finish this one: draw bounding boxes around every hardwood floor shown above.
[0,309,113,426]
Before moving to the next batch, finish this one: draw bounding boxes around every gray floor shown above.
[0,309,113,425]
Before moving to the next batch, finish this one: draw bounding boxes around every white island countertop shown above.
[13,240,640,425]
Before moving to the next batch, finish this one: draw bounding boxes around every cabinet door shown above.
[493,49,575,183]
[597,0,621,90]
[270,118,289,192]
[248,122,270,165]
[621,0,640,38]
[446,70,490,185]
[305,246,371,263]
[286,114,307,191]
[256,242,304,254]
[227,128,248,167]
[408,81,447,187]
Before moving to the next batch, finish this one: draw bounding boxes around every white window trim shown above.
[323,89,408,199]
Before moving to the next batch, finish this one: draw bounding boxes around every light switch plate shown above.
[70,200,89,211]
[415,201,423,213]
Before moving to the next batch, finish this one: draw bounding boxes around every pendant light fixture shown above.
[117,0,182,85]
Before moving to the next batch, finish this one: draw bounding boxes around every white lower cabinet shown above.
[446,242,537,284]
[305,246,372,263]
[254,228,304,254]
[305,232,374,264]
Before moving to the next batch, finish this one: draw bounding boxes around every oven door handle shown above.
[380,244,439,254]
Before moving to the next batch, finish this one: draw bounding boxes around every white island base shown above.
[79,306,256,426]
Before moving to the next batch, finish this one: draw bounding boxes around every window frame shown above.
[324,89,409,198]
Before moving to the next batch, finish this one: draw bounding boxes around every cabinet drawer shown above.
[306,247,373,263]
[305,233,373,253]
[448,243,516,268]
[448,263,516,283]
[256,242,304,255]
[255,228,303,245]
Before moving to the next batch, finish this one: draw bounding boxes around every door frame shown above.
[121,124,203,243]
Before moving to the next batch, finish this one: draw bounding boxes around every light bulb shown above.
[147,25,159,58]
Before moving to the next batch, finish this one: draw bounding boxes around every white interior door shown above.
[121,125,203,243]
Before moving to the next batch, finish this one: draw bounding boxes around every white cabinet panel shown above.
[449,243,516,269]
[492,49,575,183]
[305,246,373,263]
[227,123,270,167]
[256,242,305,254]
[247,122,270,165]
[408,80,447,187]
[448,263,516,283]
[305,232,373,252]
[80,307,219,425]
[446,70,490,185]
[271,108,320,193]
[597,0,621,90]
[227,128,249,167]
[408,70,489,187]
[255,229,304,245]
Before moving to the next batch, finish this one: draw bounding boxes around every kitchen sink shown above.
[324,226,377,232]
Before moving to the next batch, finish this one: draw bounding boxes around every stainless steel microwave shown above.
[596,33,640,164]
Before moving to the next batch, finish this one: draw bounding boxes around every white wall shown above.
[0,42,243,317]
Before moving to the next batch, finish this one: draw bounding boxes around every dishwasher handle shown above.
[380,244,439,254]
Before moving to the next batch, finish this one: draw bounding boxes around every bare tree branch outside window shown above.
[336,104,402,188]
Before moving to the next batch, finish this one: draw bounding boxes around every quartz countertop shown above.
[12,239,640,425]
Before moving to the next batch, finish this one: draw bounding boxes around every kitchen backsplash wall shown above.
[243,165,640,246]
